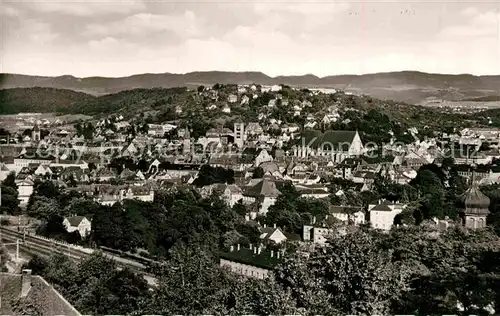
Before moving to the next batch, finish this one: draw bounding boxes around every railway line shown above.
[0,227,157,285]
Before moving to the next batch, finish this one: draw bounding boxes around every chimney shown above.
[21,269,32,297]
[273,223,276,229]
[230,245,234,252]
[253,247,257,254]
[237,244,240,251]
[277,251,280,259]
[249,243,253,250]
[271,250,274,258]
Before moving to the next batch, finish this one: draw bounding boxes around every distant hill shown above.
[0,87,96,115]
[461,95,500,102]
[2,71,500,104]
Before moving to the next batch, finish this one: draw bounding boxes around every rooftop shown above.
[219,247,283,270]
[0,271,81,316]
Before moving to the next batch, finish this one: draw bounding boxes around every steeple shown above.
[460,170,489,229]
[32,124,41,142]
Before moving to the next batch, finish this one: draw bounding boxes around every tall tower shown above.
[183,127,191,155]
[32,124,41,142]
[460,174,490,229]
[234,122,244,148]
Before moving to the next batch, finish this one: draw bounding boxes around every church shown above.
[293,130,364,162]
[460,179,490,230]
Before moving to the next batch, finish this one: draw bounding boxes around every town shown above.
[1,81,500,315]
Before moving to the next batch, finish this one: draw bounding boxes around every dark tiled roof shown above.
[461,184,490,214]
[329,205,363,214]
[371,203,393,212]
[66,216,86,227]
[302,130,358,150]
[0,273,81,316]
[219,247,283,270]
[245,179,281,198]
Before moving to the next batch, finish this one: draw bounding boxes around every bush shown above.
[0,218,10,226]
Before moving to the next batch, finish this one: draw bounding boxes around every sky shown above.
[1,0,499,77]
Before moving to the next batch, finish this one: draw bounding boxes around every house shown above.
[0,164,13,181]
[296,185,329,198]
[0,270,81,315]
[259,225,287,244]
[16,177,34,205]
[94,185,155,205]
[329,205,365,224]
[303,207,364,244]
[34,164,52,177]
[271,85,282,92]
[240,95,250,105]
[63,216,92,237]
[302,215,344,245]
[243,178,281,218]
[210,184,243,207]
[368,200,405,231]
[245,123,264,137]
[254,149,273,167]
[228,94,238,103]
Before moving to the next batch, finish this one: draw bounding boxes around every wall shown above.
[370,209,402,231]
[219,259,269,279]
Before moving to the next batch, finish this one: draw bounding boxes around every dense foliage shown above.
[0,88,95,114]
[24,224,500,315]
[1,172,21,215]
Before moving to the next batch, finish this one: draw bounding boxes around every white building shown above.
[63,216,92,238]
[368,200,405,231]
[260,225,287,244]
[16,178,34,205]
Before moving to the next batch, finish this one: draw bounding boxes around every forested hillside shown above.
[0,87,95,114]
[2,71,500,103]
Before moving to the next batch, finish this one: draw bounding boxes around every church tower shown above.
[460,174,489,229]
[32,124,41,142]
[182,127,191,155]
[234,122,244,148]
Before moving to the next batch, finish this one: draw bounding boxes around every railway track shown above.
[0,227,156,284]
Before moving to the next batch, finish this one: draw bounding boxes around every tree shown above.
[275,227,412,315]
[91,203,126,250]
[193,165,235,187]
[2,172,17,190]
[1,172,20,214]
[150,245,238,315]
[27,196,60,220]
[0,239,9,272]
[252,167,264,179]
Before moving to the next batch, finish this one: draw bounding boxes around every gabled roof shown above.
[260,227,285,242]
[0,273,81,316]
[329,205,363,214]
[65,216,87,227]
[371,203,393,212]
[245,178,281,198]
